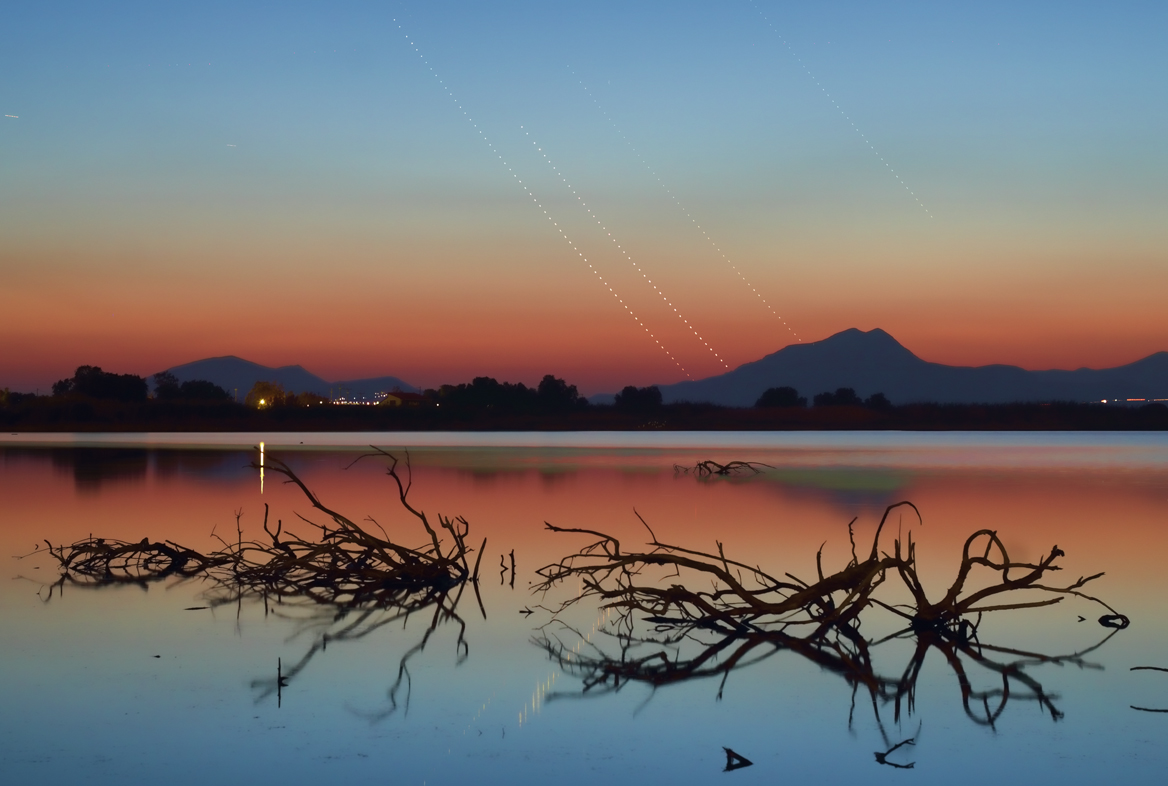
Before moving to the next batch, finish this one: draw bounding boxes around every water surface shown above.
[2,432,1166,784]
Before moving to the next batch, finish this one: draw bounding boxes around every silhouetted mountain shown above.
[162,356,413,401]
[653,328,1168,406]
[332,375,417,399]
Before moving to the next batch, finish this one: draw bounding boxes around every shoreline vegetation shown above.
[2,367,1166,432]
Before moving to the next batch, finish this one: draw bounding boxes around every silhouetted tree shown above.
[537,375,586,412]
[814,388,862,407]
[152,372,181,400]
[245,381,287,409]
[614,385,662,413]
[178,380,231,401]
[53,366,147,402]
[154,373,230,402]
[865,392,892,410]
[437,377,538,412]
[755,386,807,408]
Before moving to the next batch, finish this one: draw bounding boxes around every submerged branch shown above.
[533,501,1126,729]
[44,451,481,613]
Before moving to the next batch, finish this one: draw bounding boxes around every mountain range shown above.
[653,328,1168,406]
[163,356,414,401]
[164,329,1168,407]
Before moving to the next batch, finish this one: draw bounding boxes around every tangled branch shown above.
[535,502,1121,639]
[39,449,482,716]
[42,449,484,612]
[673,460,773,477]
[532,501,1127,729]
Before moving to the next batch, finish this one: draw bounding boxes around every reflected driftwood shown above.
[40,449,481,717]
[722,747,753,771]
[874,737,915,769]
[673,460,773,477]
[1130,666,1168,713]
[249,587,470,719]
[533,502,1126,731]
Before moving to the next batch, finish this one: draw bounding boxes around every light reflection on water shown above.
[1,433,1167,784]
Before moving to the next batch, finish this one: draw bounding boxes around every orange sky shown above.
[3,4,1166,394]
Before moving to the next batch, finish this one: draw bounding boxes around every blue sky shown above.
[3,2,1166,392]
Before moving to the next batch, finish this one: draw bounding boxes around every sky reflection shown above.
[1,438,1167,783]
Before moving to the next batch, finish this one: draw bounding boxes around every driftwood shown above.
[673,460,773,477]
[42,449,484,610]
[534,501,1122,638]
[40,449,482,716]
[532,502,1127,730]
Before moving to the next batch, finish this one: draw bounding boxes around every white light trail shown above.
[391,20,690,378]
[749,0,933,219]
[522,129,729,369]
[570,69,801,344]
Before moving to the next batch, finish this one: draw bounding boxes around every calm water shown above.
[2,432,1167,784]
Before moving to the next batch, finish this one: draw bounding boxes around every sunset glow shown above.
[2,3,1165,394]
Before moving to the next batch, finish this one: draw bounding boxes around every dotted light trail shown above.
[517,607,611,729]
[752,0,934,217]
[570,70,801,344]
[523,129,730,369]
[391,20,689,378]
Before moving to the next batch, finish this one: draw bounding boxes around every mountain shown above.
[331,375,418,400]
[162,356,414,401]
[654,328,1168,406]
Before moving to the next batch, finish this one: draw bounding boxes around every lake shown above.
[2,432,1167,784]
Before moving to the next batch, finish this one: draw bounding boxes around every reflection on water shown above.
[531,498,1128,744]
[38,450,485,726]
[537,613,1123,732]
[54,448,149,493]
[2,436,1168,784]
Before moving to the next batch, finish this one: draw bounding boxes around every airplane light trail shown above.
[749,0,933,218]
[522,129,730,369]
[570,69,801,344]
[391,19,690,378]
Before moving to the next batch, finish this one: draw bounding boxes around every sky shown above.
[2,1,1166,395]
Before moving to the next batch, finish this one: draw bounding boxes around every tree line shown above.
[755,386,892,410]
[38,366,894,413]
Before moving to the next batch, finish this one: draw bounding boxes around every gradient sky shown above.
[2,1,1166,394]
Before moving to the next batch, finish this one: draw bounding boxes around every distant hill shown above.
[651,328,1168,406]
[162,356,414,401]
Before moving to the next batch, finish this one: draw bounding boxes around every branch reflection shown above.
[35,449,482,720]
[532,500,1126,738]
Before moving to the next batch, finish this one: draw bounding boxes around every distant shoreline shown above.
[2,398,1166,432]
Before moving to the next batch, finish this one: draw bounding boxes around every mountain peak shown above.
[656,328,1168,406]
[162,356,413,401]
[821,327,904,347]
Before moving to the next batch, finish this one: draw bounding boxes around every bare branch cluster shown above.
[535,501,1120,638]
[43,449,485,614]
[673,460,773,477]
[532,500,1127,729]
